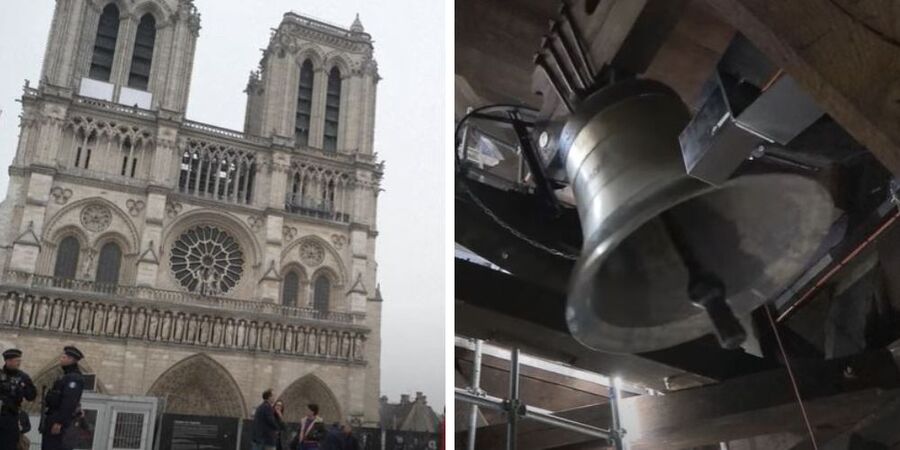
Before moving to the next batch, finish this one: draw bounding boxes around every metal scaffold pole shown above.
[609,376,627,450]
[506,348,521,450]
[466,339,483,450]
[454,342,620,449]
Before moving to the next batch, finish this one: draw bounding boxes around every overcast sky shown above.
[0,1,445,410]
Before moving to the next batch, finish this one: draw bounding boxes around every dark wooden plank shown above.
[619,350,900,449]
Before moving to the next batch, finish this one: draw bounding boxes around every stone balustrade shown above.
[3,271,358,324]
[0,290,367,363]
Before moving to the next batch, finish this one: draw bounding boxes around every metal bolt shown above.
[750,144,766,160]
[538,131,550,149]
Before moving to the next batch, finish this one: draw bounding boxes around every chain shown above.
[460,179,578,261]
[890,178,900,206]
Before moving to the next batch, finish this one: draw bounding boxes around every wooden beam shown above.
[705,0,900,176]
[619,349,900,449]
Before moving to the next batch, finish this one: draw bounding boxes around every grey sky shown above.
[0,1,445,410]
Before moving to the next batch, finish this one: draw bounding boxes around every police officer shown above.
[0,348,37,448]
[41,346,84,450]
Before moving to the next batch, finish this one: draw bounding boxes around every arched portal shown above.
[278,374,342,423]
[147,354,247,418]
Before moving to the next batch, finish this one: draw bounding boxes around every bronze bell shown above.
[560,79,834,353]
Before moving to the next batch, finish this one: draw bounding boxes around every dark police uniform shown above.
[41,347,84,450]
[0,349,37,449]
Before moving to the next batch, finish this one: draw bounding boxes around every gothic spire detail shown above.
[350,13,365,33]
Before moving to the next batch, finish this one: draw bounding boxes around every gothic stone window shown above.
[128,14,157,90]
[179,139,256,205]
[95,241,122,286]
[282,270,300,307]
[54,236,80,280]
[89,4,120,82]
[295,60,314,147]
[323,67,342,151]
[170,226,244,296]
[313,275,330,311]
[74,129,95,169]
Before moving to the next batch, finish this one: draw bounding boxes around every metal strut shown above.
[454,346,627,449]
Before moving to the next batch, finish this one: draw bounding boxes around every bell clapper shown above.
[660,211,747,349]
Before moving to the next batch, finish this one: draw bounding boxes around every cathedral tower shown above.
[0,0,383,426]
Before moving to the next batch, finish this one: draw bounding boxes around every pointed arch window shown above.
[282,270,300,306]
[128,14,157,90]
[323,67,342,151]
[74,129,96,169]
[295,60,314,146]
[54,236,80,280]
[313,276,331,311]
[89,4,121,81]
[95,241,122,286]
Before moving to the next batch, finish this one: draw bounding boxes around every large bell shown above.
[561,79,834,354]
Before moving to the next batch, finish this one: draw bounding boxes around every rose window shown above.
[170,226,244,296]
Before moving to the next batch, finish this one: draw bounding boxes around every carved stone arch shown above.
[280,262,309,282]
[147,353,248,418]
[278,374,343,423]
[88,0,135,16]
[130,0,174,24]
[323,53,351,78]
[43,197,141,250]
[295,46,325,68]
[47,225,90,250]
[281,235,347,284]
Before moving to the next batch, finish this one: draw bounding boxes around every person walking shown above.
[273,400,287,450]
[0,349,37,449]
[294,404,325,450]
[252,389,280,450]
[40,346,85,450]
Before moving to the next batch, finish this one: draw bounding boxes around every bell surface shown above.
[561,80,834,353]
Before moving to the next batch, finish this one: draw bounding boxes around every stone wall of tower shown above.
[244,14,380,156]
[39,0,199,115]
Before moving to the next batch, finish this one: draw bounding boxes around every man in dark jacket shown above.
[41,346,84,450]
[319,423,343,450]
[0,348,37,449]
[252,389,279,450]
[340,424,361,450]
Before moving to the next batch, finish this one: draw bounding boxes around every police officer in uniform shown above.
[41,346,84,450]
[0,348,37,448]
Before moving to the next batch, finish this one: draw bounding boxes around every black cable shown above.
[454,104,539,170]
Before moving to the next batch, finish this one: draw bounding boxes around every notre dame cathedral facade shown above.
[0,0,383,425]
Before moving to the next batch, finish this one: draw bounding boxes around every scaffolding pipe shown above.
[455,389,506,412]
[524,408,612,439]
[507,348,521,450]
[467,339,484,450]
[610,377,627,450]
[454,388,613,440]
